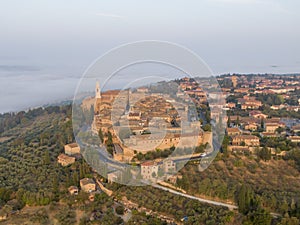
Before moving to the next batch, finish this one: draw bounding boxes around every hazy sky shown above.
[0,0,300,112]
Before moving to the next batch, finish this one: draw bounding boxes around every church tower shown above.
[232,75,238,88]
[96,81,101,99]
[94,81,101,114]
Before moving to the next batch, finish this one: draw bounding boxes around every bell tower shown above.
[96,81,101,99]
[95,81,101,114]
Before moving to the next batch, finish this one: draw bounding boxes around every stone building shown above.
[141,161,158,180]
[265,123,280,133]
[226,127,242,136]
[232,135,260,147]
[162,159,176,173]
[68,186,79,195]
[123,132,203,153]
[64,143,80,155]
[57,153,75,166]
[80,178,96,193]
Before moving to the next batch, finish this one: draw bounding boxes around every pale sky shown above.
[0,0,300,112]
[1,0,300,73]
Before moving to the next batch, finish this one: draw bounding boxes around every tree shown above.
[52,177,59,202]
[250,208,272,225]
[0,188,12,204]
[279,217,300,225]
[72,171,79,186]
[115,205,125,215]
[236,184,252,215]
[236,184,271,225]
[236,116,240,126]
[105,131,114,155]
[42,150,51,165]
[221,135,230,157]
[55,209,76,225]
[205,109,211,123]
[276,126,285,134]
[280,197,289,214]
[258,147,271,162]
[261,118,264,129]
[98,129,104,143]
[202,124,212,132]
[227,115,231,127]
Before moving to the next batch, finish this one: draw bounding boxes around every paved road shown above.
[152,183,238,210]
[151,183,282,219]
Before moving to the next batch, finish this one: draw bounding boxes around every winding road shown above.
[152,183,238,210]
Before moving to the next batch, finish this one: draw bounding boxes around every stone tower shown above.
[95,81,101,114]
[232,75,238,88]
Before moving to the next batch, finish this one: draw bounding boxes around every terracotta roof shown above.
[233,135,259,140]
[80,178,95,186]
[66,143,79,148]
[289,136,300,140]
[226,127,241,133]
[58,153,75,161]
[129,112,140,117]
[141,161,156,167]
[249,111,265,116]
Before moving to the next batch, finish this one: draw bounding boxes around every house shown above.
[57,153,75,166]
[288,136,300,143]
[80,178,96,193]
[244,123,258,131]
[141,161,158,180]
[226,102,236,109]
[265,118,281,124]
[226,127,242,136]
[234,88,249,94]
[270,105,285,110]
[128,112,141,120]
[162,159,176,173]
[265,123,280,133]
[64,143,80,155]
[286,106,300,112]
[232,135,260,147]
[239,97,262,110]
[249,111,267,119]
[68,186,79,195]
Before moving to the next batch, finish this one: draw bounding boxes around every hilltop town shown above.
[1,74,300,224]
[76,77,225,183]
[82,74,300,159]
[75,74,300,184]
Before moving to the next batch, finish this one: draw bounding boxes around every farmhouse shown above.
[232,135,260,147]
[64,143,80,155]
[80,178,96,193]
[57,153,75,166]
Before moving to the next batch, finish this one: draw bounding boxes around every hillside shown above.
[0,105,299,224]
